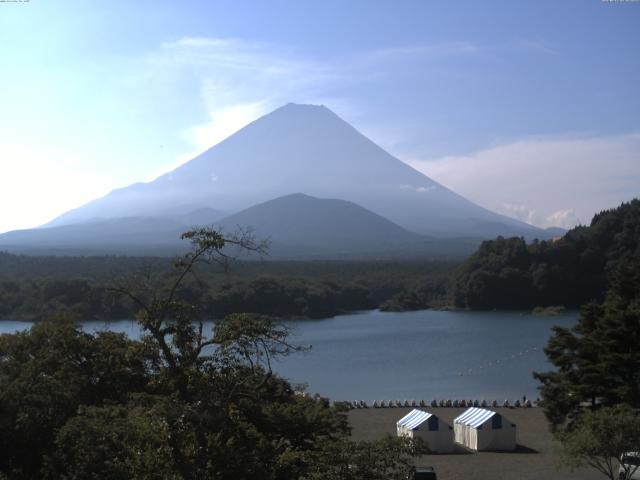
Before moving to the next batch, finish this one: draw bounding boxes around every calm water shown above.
[0,309,576,402]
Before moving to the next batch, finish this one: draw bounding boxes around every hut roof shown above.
[397,409,433,430]
[454,407,497,429]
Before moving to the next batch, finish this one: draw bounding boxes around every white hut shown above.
[453,407,516,451]
[396,409,454,453]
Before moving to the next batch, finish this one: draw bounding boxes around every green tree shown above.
[559,405,640,480]
[534,259,640,430]
[452,199,640,310]
[304,436,426,480]
[0,318,153,478]
[533,205,640,480]
[1,228,423,479]
[45,399,182,480]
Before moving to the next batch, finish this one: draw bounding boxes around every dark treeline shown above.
[2,199,638,319]
[451,199,640,309]
[0,255,455,321]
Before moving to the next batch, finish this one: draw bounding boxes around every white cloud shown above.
[185,100,267,151]
[167,37,233,49]
[363,42,480,63]
[148,101,268,181]
[400,184,437,193]
[499,203,539,226]
[546,209,581,229]
[409,133,640,229]
[356,39,555,70]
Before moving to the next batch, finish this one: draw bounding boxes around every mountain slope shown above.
[0,217,188,255]
[216,193,423,257]
[45,103,545,239]
[0,205,222,255]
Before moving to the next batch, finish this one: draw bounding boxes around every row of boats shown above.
[345,398,537,409]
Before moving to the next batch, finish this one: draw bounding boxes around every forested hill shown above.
[451,199,640,310]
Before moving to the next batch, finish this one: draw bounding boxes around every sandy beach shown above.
[349,407,603,480]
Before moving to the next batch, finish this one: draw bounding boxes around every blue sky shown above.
[1,0,639,232]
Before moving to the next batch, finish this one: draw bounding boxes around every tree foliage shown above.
[305,436,426,480]
[533,206,640,479]
[0,254,455,321]
[0,228,422,479]
[534,254,640,430]
[0,319,155,478]
[452,199,640,309]
[559,405,640,480]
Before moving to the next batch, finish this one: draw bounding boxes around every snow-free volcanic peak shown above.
[41,103,542,241]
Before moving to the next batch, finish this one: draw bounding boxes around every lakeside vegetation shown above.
[0,255,454,321]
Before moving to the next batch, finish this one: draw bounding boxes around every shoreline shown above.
[337,398,538,409]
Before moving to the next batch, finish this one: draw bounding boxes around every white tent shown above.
[396,409,454,453]
[453,407,516,451]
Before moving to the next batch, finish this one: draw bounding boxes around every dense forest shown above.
[2,199,638,320]
[451,199,640,309]
[0,254,454,321]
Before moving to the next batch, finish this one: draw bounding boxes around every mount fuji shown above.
[1,103,549,257]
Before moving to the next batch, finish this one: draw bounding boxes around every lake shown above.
[0,309,576,402]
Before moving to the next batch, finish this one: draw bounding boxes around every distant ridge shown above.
[0,217,187,255]
[0,194,480,258]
